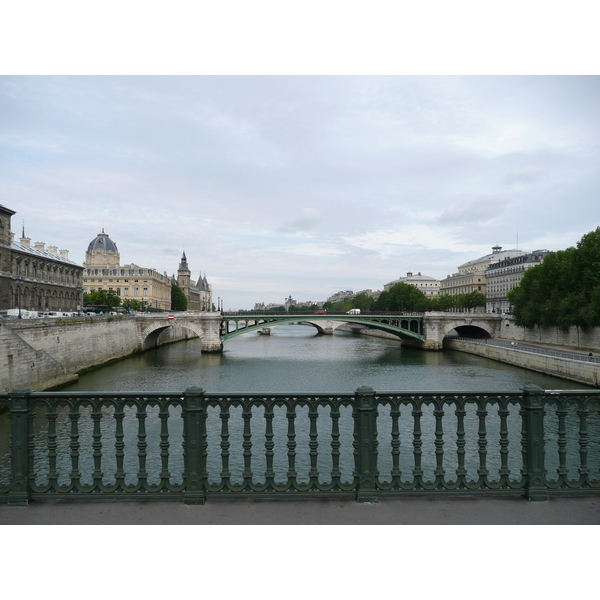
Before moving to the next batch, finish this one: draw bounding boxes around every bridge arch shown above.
[139,321,204,351]
[443,320,494,339]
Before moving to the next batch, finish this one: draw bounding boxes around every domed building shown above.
[82,230,172,311]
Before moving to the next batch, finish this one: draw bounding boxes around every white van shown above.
[346,309,361,314]
[7,309,38,319]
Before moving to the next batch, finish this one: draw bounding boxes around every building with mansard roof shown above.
[82,230,171,311]
[384,272,440,297]
[175,252,213,311]
[0,204,84,313]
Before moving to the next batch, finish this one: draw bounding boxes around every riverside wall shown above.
[444,338,599,388]
[0,317,198,391]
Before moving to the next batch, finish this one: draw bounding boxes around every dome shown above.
[87,230,118,254]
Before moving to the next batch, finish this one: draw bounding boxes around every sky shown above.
[2,75,598,309]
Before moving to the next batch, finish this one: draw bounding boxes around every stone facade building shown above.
[0,204,83,314]
[440,245,527,298]
[485,250,548,313]
[82,230,171,311]
[175,251,212,311]
[384,272,440,297]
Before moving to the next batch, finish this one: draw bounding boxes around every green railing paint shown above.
[1,387,599,505]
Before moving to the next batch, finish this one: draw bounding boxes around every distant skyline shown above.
[2,76,599,309]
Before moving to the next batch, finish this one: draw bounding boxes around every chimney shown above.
[34,241,45,252]
[20,236,31,248]
[48,245,58,256]
[407,272,413,277]
[59,249,69,260]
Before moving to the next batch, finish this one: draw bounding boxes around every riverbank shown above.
[444,338,599,388]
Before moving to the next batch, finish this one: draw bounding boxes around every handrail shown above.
[1,386,599,505]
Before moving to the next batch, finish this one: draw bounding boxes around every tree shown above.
[171,284,188,311]
[508,227,600,331]
[83,289,122,309]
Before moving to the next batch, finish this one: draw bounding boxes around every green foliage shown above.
[508,227,600,331]
[171,284,188,311]
[122,299,143,312]
[83,289,122,308]
[267,306,286,312]
[372,283,427,311]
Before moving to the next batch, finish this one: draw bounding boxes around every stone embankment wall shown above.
[444,338,599,388]
[0,318,198,391]
[499,319,600,351]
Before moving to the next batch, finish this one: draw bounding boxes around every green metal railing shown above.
[1,386,599,505]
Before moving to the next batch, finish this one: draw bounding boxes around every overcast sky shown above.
[1,75,598,309]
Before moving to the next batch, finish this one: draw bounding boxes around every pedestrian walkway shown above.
[1,495,599,525]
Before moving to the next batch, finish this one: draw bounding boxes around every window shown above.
[143,287,148,297]
[124,289,129,296]
[134,287,139,296]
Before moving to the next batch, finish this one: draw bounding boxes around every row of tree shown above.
[508,227,600,331]
[83,284,189,312]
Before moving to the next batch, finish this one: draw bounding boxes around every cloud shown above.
[276,208,322,233]
[436,196,507,225]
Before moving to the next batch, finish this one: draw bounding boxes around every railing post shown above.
[8,387,32,506]
[522,385,548,501]
[182,387,206,505]
[355,386,378,503]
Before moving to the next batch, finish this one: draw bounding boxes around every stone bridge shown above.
[136,311,504,353]
[136,312,223,352]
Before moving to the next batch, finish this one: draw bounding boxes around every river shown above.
[1,325,596,488]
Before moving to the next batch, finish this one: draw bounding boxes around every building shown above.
[175,252,213,311]
[485,250,548,313]
[0,204,84,314]
[82,230,171,311]
[384,272,440,297]
[440,245,527,299]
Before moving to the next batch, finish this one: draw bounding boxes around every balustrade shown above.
[1,386,599,505]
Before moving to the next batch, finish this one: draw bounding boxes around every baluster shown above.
[390,403,401,482]
[498,404,510,480]
[412,405,423,482]
[91,403,104,488]
[577,406,589,480]
[159,405,171,485]
[330,404,341,486]
[220,405,231,485]
[69,407,81,487]
[114,404,126,490]
[264,401,275,488]
[520,405,528,481]
[476,405,488,479]
[286,405,297,483]
[434,404,445,484]
[242,403,253,487]
[556,404,568,480]
[455,404,467,482]
[136,404,148,487]
[308,402,319,484]
[47,405,58,491]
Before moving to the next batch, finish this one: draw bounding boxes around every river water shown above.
[59,324,592,393]
[1,325,597,488]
